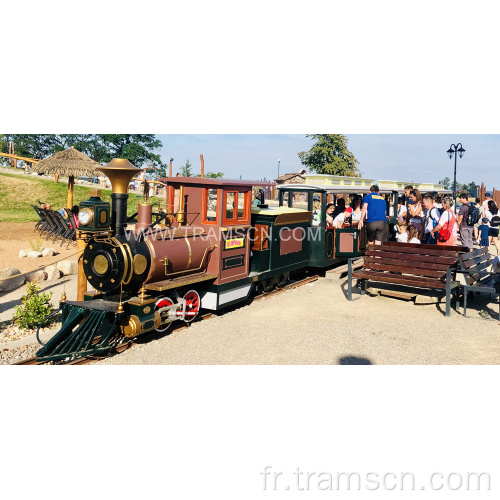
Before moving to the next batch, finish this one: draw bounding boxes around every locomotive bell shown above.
[98,159,144,235]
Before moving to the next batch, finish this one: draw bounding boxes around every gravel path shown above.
[95,279,500,365]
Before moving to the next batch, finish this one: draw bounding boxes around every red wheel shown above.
[183,290,201,322]
[155,297,174,332]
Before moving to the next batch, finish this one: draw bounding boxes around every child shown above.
[396,222,408,242]
[407,225,421,244]
[478,217,490,247]
[311,200,321,226]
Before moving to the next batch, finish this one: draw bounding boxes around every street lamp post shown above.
[446,143,465,214]
[278,158,281,179]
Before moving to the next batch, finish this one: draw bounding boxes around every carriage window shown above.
[290,191,308,209]
[226,191,236,219]
[203,188,218,223]
[223,190,249,224]
[238,192,245,218]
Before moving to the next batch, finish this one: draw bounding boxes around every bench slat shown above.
[362,263,448,278]
[460,247,489,263]
[366,244,462,258]
[382,241,467,252]
[461,253,492,270]
[365,249,457,265]
[364,255,453,271]
[352,270,448,289]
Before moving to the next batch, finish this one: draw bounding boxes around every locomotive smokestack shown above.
[98,159,144,235]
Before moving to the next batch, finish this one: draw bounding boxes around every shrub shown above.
[12,282,54,330]
[28,236,43,252]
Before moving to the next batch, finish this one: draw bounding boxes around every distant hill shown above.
[0,170,160,223]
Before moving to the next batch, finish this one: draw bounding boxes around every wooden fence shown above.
[477,182,500,207]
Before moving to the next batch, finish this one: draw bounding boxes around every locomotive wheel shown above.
[277,273,289,289]
[259,279,274,294]
[183,290,201,322]
[155,297,174,333]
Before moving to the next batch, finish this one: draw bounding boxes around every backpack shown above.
[491,215,500,228]
[466,204,480,226]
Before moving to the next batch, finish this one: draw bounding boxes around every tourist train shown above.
[35,161,451,362]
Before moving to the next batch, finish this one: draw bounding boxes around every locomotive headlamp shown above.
[78,189,111,232]
[78,208,94,226]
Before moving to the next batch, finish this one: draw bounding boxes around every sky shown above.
[157,134,499,189]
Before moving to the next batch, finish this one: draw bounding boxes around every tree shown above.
[1,134,60,159]
[1,134,167,170]
[439,177,451,189]
[180,159,193,177]
[298,134,360,176]
[465,181,478,196]
[200,171,224,178]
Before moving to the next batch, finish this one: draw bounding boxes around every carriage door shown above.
[335,228,357,257]
[220,190,250,283]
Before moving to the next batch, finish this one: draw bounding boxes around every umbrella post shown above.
[67,175,74,208]
[76,231,87,301]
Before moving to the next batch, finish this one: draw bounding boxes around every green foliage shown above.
[12,282,54,330]
[1,134,167,170]
[439,177,451,189]
[180,159,193,177]
[28,236,43,252]
[298,134,360,177]
[197,171,224,178]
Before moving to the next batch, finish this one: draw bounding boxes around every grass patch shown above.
[0,171,162,223]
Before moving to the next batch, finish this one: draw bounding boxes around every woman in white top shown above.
[430,196,457,246]
[397,196,407,221]
[351,197,362,224]
[485,200,500,254]
[408,189,424,238]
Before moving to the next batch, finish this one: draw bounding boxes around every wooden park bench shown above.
[347,242,467,316]
[457,247,499,318]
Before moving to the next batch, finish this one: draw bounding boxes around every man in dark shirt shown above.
[457,193,473,250]
[359,185,388,245]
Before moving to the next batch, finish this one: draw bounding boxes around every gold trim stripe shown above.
[185,237,192,270]
[145,273,218,292]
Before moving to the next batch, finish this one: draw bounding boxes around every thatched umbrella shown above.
[30,146,102,208]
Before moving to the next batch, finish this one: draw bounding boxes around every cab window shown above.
[203,188,219,224]
[223,190,249,224]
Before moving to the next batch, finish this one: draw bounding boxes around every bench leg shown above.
[445,269,451,317]
[360,280,366,296]
[347,258,352,301]
[463,288,468,317]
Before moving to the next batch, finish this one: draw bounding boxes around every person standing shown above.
[422,192,440,244]
[478,217,491,248]
[473,197,484,243]
[358,185,388,245]
[429,196,457,246]
[457,193,474,250]
[485,200,500,254]
[482,193,492,212]
[408,189,424,238]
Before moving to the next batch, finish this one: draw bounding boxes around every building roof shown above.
[274,173,305,183]
[159,177,273,187]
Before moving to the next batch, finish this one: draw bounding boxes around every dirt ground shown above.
[0,222,78,273]
[96,278,500,365]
